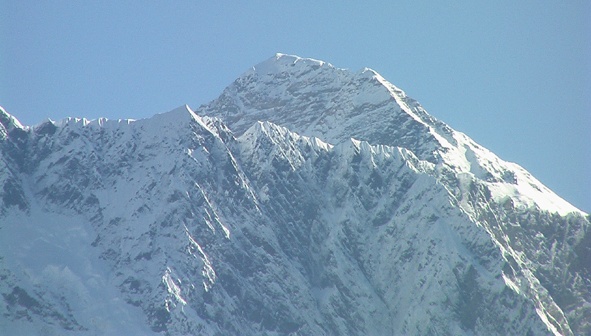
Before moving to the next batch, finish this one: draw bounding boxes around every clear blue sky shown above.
[1,1,589,212]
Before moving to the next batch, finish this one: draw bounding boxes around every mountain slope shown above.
[197,53,581,216]
[1,54,589,335]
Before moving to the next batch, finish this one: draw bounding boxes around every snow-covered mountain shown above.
[1,54,589,335]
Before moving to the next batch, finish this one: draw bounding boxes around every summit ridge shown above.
[251,53,332,76]
[198,54,582,216]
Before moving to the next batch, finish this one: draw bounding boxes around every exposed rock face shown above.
[0,54,588,335]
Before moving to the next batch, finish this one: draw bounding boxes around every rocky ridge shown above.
[0,54,589,335]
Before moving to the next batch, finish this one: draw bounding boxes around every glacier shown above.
[0,54,589,335]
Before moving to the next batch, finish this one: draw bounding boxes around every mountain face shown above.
[1,54,589,335]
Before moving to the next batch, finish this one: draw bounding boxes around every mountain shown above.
[1,54,589,335]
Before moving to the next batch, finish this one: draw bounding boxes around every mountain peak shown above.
[198,54,441,159]
[0,106,25,135]
[249,53,333,76]
[149,104,196,125]
[2,55,589,335]
[198,55,585,216]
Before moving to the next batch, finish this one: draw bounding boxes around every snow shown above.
[445,131,584,216]
[200,53,586,216]
[487,174,582,216]
[0,105,26,130]
[1,54,588,335]
[162,268,187,307]
[251,53,330,76]
[0,208,156,335]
